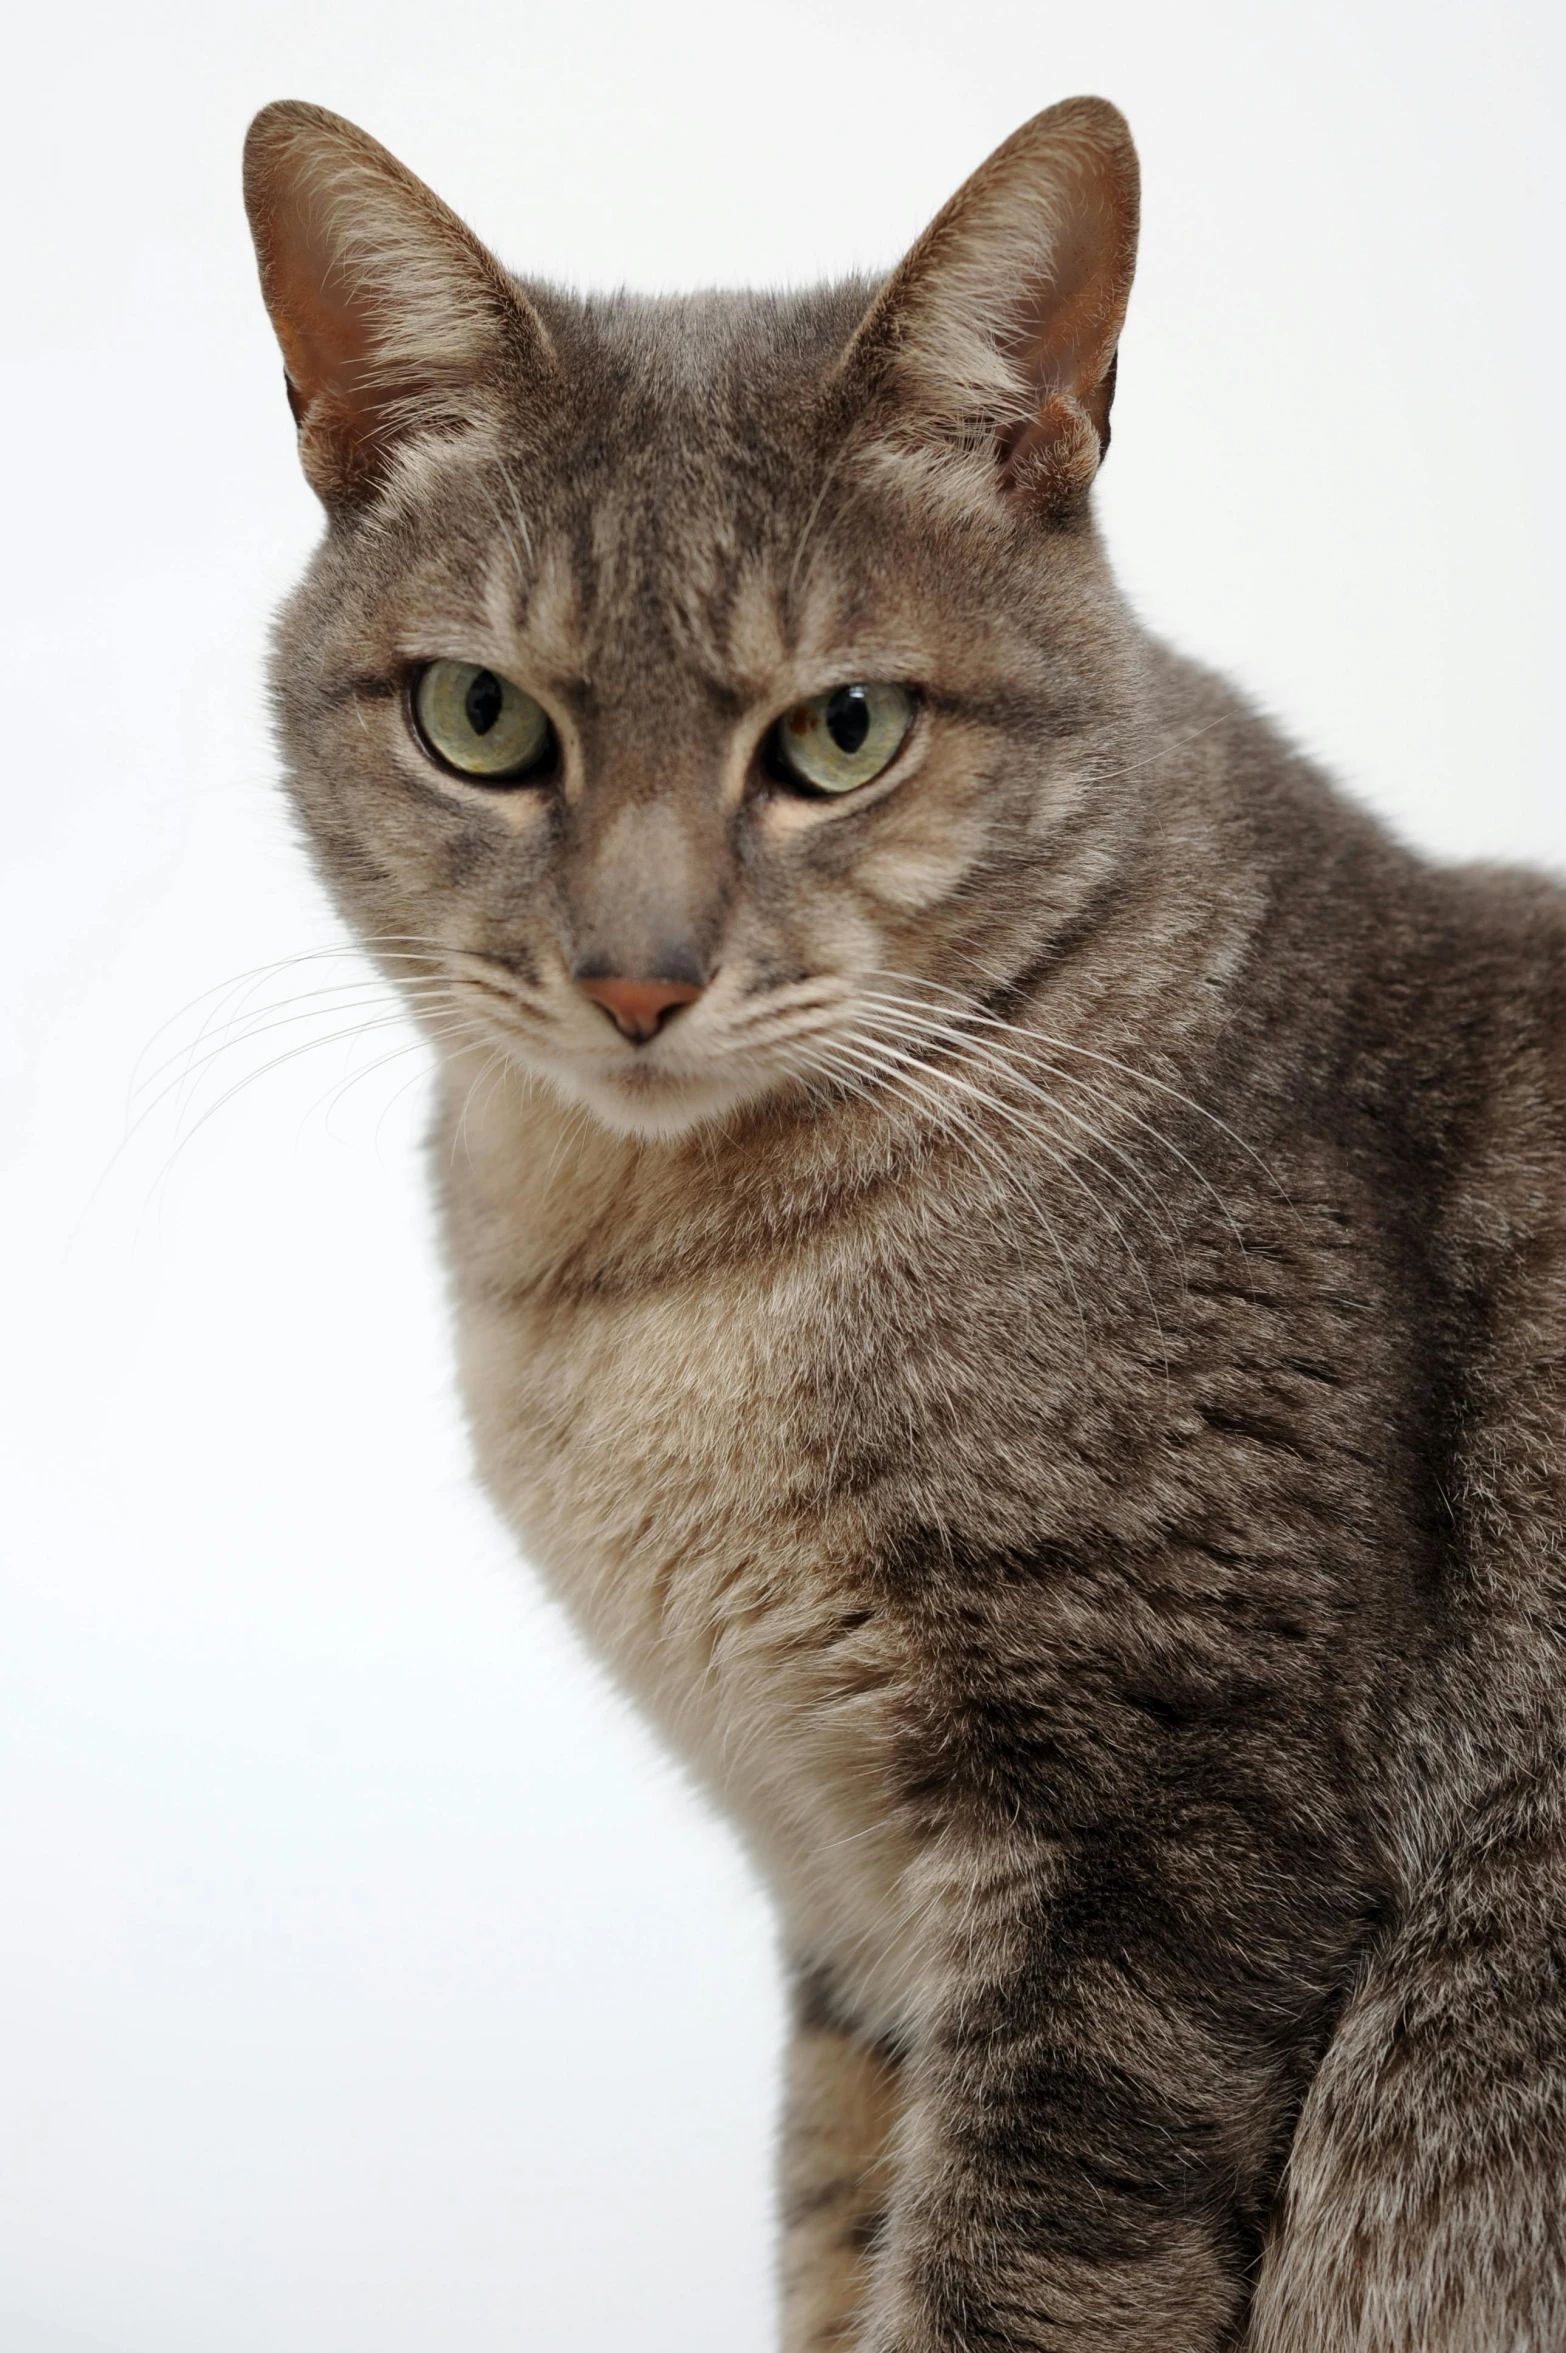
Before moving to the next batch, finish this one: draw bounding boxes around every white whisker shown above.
[790,1033,1093,1354]
[863,965,1272,1265]
[850,993,1187,1267]
[822,1024,1168,1371]
[131,979,455,1110]
[881,958,1285,1208]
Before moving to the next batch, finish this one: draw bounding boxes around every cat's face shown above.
[252,102,1141,1138]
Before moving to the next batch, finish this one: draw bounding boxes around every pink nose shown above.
[575,974,704,1043]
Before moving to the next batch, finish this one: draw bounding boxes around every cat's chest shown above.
[455,1243,926,2027]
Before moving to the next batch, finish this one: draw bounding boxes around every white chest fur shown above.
[448,1111,928,2035]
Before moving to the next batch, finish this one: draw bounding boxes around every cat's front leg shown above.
[861,2019,1244,2349]
[854,1826,1335,2353]
[1246,1758,1566,2350]
[780,1962,904,2353]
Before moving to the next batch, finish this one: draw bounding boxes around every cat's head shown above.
[245,98,1141,1139]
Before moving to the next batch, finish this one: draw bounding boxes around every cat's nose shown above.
[574,971,705,1043]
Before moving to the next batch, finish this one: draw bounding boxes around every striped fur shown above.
[245,97,1566,2350]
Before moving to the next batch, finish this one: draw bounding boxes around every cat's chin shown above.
[542,1060,781,1142]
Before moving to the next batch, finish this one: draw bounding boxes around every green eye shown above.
[770,683,915,796]
[412,661,554,781]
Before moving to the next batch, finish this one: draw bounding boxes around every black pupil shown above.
[826,686,871,757]
[464,670,504,736]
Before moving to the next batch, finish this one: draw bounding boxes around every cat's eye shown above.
[412,660,555,782]
[768,684,915,796]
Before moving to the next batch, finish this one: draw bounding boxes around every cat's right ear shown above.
[838,98,1139,521]
[242,101,554,506]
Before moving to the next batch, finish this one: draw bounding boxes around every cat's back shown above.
[1358,846,1566,1244]
[1159,654,1566,1230]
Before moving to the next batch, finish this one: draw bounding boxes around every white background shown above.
[2,2,1562,2347]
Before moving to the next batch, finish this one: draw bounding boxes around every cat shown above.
[242,94,1566,2351]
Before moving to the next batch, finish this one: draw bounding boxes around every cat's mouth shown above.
[453,998,780,1138]
[557,1052,776,1139]
[440,955,843,1139]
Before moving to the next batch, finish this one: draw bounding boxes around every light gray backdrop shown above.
[2,1,1562,2346]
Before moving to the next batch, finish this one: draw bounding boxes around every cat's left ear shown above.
[840,98,1139,519]
[243,100,554,506]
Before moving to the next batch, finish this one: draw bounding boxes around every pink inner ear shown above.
[1002,199,1123,427]
[245,104,540,508]
[833,99,1138,519]
[265,193,382,453]
[244,102,547,505]
[989,168,1133,505]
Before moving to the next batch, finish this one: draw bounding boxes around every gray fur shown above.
[245,96,1566,2351]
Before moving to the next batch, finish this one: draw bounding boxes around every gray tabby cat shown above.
[242,96,1566,2350]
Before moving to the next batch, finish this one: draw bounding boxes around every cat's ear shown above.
[243,101,553,506]
[841,98,1139,519]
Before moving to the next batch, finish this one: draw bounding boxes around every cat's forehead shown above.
[391,277,909,704]
[554,279,878,415]
[537,278,878,571]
